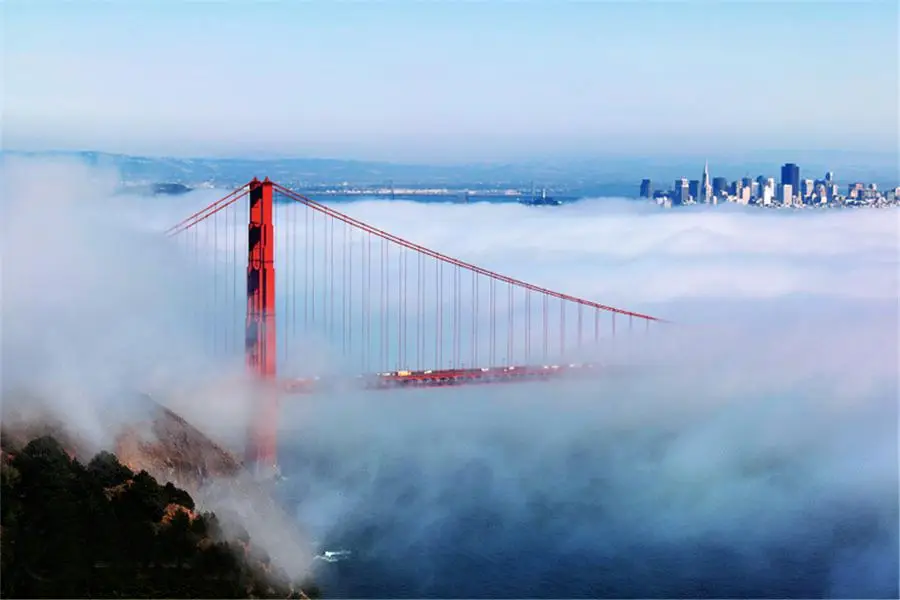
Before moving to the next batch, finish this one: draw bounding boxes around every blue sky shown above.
[4,0,898,163]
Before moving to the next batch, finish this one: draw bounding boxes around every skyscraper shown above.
[762,178,776,205]
[712,177,728,198]
[740,176,754,200]
[700,160,711,203]
[688,180,700,201]
[755,175,767,199]
[675,178,689,205]
[780,183,793,206]
[781,163,800,197]
[640,179,653,198]
[802,179,814,199]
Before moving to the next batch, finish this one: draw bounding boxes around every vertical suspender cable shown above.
[417,251,423,370]
[507,282,513,366]
[489,278,495,366]
[348,226,353,358]
[311,210,316,328]
[292,196,298,344]
[560,298,566,358]
[525,289,531,363]
[342,221,348,355]
[542,293,548,362]
[577,303,583,352]
[330,216,336,341]
[471,270,477,368]
[438,259,443,369]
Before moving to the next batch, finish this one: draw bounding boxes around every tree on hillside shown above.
[0,435,320,599]
[86,451,132,488]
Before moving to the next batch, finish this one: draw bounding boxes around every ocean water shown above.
[273,371,899,598]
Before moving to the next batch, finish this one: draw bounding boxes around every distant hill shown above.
[3,148,896,194]
[1,149,642,193]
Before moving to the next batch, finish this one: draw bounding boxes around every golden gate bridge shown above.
[165,178,666,474]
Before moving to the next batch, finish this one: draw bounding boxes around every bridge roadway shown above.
[280,362,629,394]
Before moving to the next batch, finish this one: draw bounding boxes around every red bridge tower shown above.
[244,177,279,475]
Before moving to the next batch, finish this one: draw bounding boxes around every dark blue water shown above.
[273,374,899,599]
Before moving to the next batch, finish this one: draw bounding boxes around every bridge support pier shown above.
[245,177,279,475]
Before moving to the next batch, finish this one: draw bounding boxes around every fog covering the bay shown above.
[1,157,897,597]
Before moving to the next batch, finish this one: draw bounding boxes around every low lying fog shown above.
[1,157,896,598]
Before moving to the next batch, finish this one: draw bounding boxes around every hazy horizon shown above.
[4,148,898,191]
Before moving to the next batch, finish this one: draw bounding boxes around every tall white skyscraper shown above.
[700,160,711,203]
[762,180,775,205]
[765,177,776,205]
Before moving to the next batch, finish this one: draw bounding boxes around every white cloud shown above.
[1,158,897,597]
[271,193,898,597]
[336,198,899,306]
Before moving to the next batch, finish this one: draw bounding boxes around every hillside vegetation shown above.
[0,435,320,599]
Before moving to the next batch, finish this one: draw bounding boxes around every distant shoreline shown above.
[5,149,898,194]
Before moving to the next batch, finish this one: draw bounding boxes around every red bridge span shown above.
[166,178,667,473]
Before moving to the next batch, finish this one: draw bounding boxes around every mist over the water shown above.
[280,299,898,598]
[1,158,898,598]
[275,191,899,597]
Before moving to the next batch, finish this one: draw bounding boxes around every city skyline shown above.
[5,1,898,162]
[640,159,899,208]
